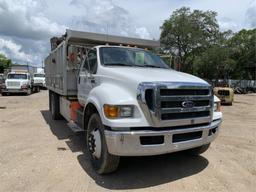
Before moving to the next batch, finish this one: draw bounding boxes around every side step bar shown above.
[67,121,84,133]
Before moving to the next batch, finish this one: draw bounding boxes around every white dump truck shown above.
[33,73,46,89]
[1,71,33,95]
[45,30,222,174]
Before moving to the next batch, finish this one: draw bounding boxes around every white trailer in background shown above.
[45,29,222,174]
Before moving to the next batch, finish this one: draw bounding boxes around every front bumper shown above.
[2,88,28,93]
[34,83,46,87]
[105,119,221,156]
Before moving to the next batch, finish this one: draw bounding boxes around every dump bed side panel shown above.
[45,42,78,96]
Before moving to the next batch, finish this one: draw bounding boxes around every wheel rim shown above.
[88,128,102,159]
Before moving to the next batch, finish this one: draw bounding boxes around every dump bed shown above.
[45,29,160,96]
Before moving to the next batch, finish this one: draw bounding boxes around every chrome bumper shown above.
[34,83,46,87]
[2,89,28,93]
[105,119,221,156]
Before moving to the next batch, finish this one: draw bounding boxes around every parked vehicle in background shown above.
[214,87,234,105]
[0,74,5,93]
[45,29,222,174]
[1,72,33,96]
[33,73,46,90]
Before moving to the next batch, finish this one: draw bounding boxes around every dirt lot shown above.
[0,91,255,192]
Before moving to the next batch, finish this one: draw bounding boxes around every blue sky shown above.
[0,0,255,66]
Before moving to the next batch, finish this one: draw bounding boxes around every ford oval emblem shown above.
[181,101,195,108]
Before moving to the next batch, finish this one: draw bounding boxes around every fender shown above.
[83,82,149,127]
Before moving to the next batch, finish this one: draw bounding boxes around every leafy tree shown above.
[193,45,236,80]
[0,53,12,73]
[160,7,219,73]
[228,29,256,80]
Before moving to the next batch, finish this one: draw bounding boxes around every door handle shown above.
[91,79,95,84]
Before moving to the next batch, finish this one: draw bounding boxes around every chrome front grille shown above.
[137,82,213,127]
[7,81,20,87]
[217,90,230,96]
[159,88,211,121]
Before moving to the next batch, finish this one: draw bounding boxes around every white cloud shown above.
[0,38,36,63]
[0,0,255,66]
[218,18,240,31]
[0,0,66,40]
[246,0,256,28]
[69,0,151,39]
[135,27,151,39]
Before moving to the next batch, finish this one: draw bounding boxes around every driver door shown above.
[77,49,97,105]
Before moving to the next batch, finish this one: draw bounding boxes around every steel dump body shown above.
[45,29,160,96]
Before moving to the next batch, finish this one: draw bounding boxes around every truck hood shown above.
[100,67,209,87]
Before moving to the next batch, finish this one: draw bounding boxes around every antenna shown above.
[106,23,109,43]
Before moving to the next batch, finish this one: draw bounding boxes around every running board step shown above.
[67,121,84,133]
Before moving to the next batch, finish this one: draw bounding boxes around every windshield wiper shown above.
[104,63,133,67]
[144,65,163,68]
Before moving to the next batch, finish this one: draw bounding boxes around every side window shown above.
[88,50,97,74]
[82,50,97,74]
[82,58,89,72]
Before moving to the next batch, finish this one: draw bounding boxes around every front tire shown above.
[185,143,211,156]
[86,113,120,174]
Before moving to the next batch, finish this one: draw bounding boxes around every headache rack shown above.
[51,29,160,51]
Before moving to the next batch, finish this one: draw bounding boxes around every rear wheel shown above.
[49,91,62,120]
[34,86,40,93]
[185,143,211,156]
[86,113,120,174]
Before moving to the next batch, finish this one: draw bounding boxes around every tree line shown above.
[160,7,256,81]
[0,54,12,73]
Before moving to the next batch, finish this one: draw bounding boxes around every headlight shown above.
[214,101,221,112]
[104,104,134,118]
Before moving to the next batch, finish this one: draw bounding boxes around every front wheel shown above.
[86,113,120,174]
[185,143,211,156]
[26,88,32,95]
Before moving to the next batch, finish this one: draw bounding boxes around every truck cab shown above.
[33,73,46,89]
[1,72,32,95]
[45,30,222,174]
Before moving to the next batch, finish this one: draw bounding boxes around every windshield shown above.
[34,74,45,78]
[100,47,169,69]
[7,74,27,79]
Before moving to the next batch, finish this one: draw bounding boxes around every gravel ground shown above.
[0,91,255,192]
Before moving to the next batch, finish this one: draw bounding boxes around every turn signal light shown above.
[103,104,134,118]
[104,105,119,118]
